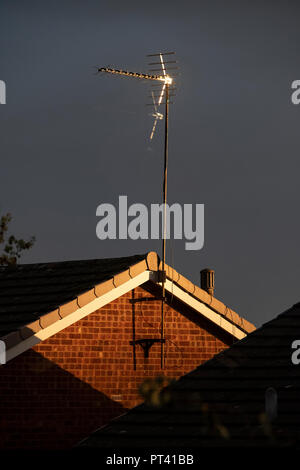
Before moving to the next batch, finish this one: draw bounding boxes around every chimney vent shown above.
[200,269,215,296]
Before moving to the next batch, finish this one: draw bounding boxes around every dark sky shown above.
[1,0,300,327]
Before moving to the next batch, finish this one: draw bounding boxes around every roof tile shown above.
[94,278,115,297]
[58,299,79,318]
[77,289,97,308]
[39,309,60,329]
[129,260,148,278]
[146,251,159,271]
[113,270,131,288]
[176,273,195,295]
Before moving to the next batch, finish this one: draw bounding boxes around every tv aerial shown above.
[98,52,178,368]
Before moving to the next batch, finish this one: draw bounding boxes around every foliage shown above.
[139,375,230,440]
[139,375,175,408]
[0,212,35,266]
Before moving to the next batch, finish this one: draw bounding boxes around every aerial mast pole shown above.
[147,52,174,369]
[161,82,169,368]
[98,53,176,369]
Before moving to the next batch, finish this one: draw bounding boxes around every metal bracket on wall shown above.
[130,338,166,359]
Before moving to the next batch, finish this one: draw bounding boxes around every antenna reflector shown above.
[146,52,175,57]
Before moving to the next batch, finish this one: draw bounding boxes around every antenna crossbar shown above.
[146,52,175,57]
[98,67,165,82]
[148,61,177,65]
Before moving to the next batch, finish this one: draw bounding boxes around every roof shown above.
[0,253,146,337]
[0,251,255,362]
[79,302,300,448]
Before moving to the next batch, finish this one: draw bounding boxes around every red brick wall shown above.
[0,283,232,449]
